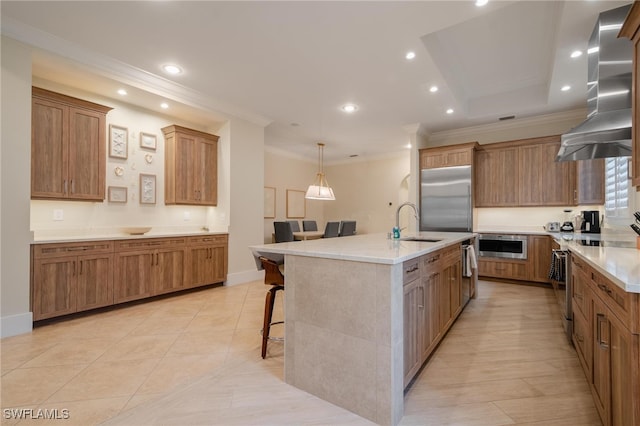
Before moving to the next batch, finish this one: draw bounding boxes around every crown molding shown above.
[427,109,587,144]
[1,18,272,127]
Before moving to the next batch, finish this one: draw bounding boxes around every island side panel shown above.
[284,254,404,425]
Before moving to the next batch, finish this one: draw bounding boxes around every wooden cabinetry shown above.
[570,254,640,426]
[114,237,187,303]
[475,145,519,207]
[31,241,114,320]
[419,142,477,169]
[477,258,528,281]
[529,235,552,283]
[474,135,603,207]
[404,244,464,387]
[31,87,112,201]
[518,138,574,206]
[187,234,228,288]
[32,234,228,321]
[163,125,219,206]
[620,3,640,188]
[576,159,605,205]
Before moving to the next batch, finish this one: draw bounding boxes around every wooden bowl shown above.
[122,227,151,235]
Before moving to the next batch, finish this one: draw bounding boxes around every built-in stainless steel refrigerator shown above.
[420,165,473,232]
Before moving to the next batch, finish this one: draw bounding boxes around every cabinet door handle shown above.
[64,180,68,195]
[574,189,577,202]
[72,260,76,276]
[405,266,419,274]
[79,260,83,275]
[155,253,159,265]
[150,253,154,266]
[418,286,424,309]
[71,179,75,194]
[596,313,609,349]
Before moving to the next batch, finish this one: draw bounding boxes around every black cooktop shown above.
[575,239,636,248]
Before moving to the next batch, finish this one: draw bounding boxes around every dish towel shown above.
[464,245,478,278]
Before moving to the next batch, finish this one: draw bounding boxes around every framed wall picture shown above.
[286,189,305,218]
[109,124,128,159]
[139,174,156,204]
[108,186,128,203]
[264,186,276,219]
[140,132,157,151]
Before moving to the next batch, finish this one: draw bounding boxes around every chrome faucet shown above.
[395,202,420,233]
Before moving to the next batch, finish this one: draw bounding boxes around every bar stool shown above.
[259,256,285,358]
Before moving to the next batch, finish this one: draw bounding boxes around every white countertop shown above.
[250,231,475,265]
[552,236,640,294]
[31,228,228,244]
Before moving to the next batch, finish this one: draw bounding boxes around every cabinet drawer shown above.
[420,252,442,274]
[188,234,228,246]
[116,237,187,251]
[572,306,592,379]
[33,241,114,258]
[440,245,461,267]
[572,273,589,319]
[403,259,420,285]
[478,259,528,280]
[590,269,639,333]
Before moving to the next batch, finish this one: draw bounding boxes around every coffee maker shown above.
[580,210,601,234]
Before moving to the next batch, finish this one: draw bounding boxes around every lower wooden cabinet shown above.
[31,241,114,320]
[571,254,640,426]
[478,258,528,281]
[403,244,464,387]
[32,234,228,321]
[478,234,552,284]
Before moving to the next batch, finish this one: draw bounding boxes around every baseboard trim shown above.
[225,269,263,286]
[1,312,33,338]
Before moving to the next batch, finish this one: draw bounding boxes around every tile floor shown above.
[0,279,601,425]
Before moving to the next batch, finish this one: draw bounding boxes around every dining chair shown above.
[339,220,356,237]
[286,220,301,232]
[322,221,340,238]
[274,221,294,242]
[303,220,318,231]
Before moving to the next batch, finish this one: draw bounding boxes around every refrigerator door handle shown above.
[467,185,471,231]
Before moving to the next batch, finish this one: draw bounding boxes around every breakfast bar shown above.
[250,231,475,425]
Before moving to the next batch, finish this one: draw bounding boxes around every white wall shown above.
[1,37,33,337]
[263,148,325,243]
[323,152,412,234]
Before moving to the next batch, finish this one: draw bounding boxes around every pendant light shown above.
[305,142,335,200]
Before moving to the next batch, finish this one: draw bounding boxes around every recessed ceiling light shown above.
[117,89,127,96]
[446,108,454,114]
[475,0,488,7]
[406,143,412,149]
[561,85,571,92]
[341,103,358,113]
[405,51,416,60]
[570,50,583,59]
[160,102,169,109]
[429,85,439,93]
[290,122,300,127]
[162,64,182,75]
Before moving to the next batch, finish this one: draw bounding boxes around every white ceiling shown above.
[0,0,631,163]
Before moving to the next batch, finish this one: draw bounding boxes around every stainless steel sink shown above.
[400,237,442,243]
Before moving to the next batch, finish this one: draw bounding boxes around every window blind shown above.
[604,157,631,219]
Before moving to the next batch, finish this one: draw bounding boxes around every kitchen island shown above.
[250,231,475,425]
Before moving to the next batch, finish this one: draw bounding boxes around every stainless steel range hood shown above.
[557,4,633,162]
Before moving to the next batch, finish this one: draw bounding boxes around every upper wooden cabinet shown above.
[576,159,605,205]
[163,125,219,206]
[475,144,519,207]
[620,3,640,189]
[474,135,603,207]
[31,87,112,201]
[419,142,478,169]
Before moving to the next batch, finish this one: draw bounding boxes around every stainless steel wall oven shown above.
[478,234,528,260]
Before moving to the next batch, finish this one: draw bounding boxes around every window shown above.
[604,157,632,221]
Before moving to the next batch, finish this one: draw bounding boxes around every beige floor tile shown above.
[136,352,227,395]
[96,334,179,362]
[47,358,160,403]
[128,313,196,336]
[1,364,87,407]
[400,401,516,425]
[20,338,114,368]
[15,397,129,426]
[165,329,234,356]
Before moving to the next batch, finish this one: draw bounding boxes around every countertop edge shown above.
[31,231,229,244]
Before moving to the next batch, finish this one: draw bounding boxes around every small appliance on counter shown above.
[560,209,574,233]
[580,210,601,234]
[544,222,560,232]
